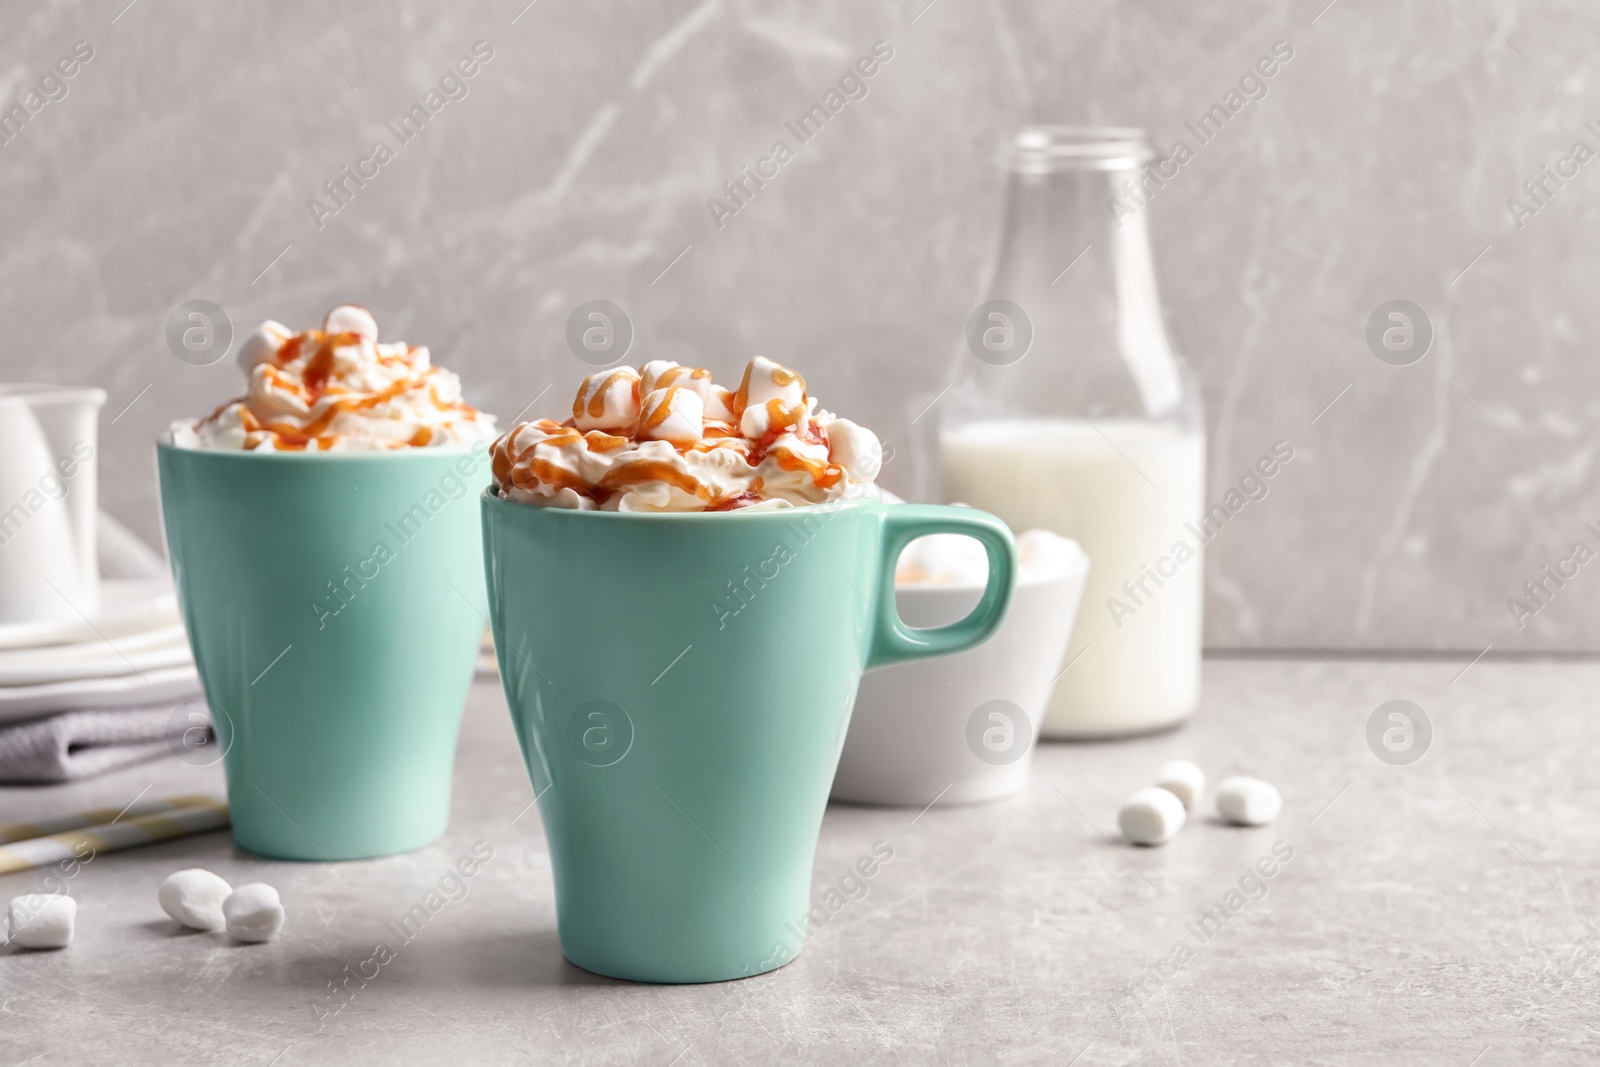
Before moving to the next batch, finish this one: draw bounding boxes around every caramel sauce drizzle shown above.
[199,325,477,451]
[709,489,763,512]
[763,398,805,433]
[300,333,338,399]
[491,440,514,485]
[769,445,843,489]
[731,362,752,417]
[655,365,711,389]
[600,456,712,500]
[491,358,852,509]
[526,456,593,494]
[583,430,630,452]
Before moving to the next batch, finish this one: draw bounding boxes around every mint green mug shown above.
[481,493,1017,983]
[157,444,490,860]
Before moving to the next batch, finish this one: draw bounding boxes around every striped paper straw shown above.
[0,794,218,846]
[0,797,229,876]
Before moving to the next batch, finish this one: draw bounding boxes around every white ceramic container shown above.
[832,534,1089,806]
[0,384,105,624]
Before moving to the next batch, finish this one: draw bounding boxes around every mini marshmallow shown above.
[323,303,378,341]
[8,894,76,949]
[639,386,705,445]
[638,360,707,396]
[826,417,883,484]
[159,869,232,931]
[1156,760,1205,811]
[1119,786,1187,846]
[572,367,642,432]
[235,320,293,375]
[737,356,805,437]
[1216,776,1282,826]
[702,385,738,423]
[223,883,284,943]
[641,361,737,423]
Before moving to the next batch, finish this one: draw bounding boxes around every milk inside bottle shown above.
[941,127,1206,738]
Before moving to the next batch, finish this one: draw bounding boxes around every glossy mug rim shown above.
[155,439,491,462]
[479,485,885,522]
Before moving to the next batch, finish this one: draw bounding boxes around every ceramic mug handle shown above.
[865,505,1017,670]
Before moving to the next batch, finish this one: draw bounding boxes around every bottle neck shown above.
[952,163,1189,424]
[991,166,1150,292]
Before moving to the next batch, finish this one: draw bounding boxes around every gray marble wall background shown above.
[0,0,1592,652]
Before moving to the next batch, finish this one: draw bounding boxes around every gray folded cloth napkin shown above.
[0,705,202,784]
[0,518,200,784]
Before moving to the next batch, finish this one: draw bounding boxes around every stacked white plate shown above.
[0,579,199,723]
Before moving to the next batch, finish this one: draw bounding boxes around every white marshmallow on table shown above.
[1119,786,1187,846]
[159,869,233,931]
[639,386,705,445]
[323,303,379,340]
[1216,776,1282,826]
[224,883,284,943]
[572,367,642,432]
[8,894,76,949]
[1156,760,1206,811]
[236,320,293,375]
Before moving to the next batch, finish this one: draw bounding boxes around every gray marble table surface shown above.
[1,656,1594,1065]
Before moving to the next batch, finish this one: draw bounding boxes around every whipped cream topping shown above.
[896,524,1083,587]
[169,305,497,451]
[491,356,882,512]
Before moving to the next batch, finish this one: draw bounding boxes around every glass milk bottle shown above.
[940,126,1205,738]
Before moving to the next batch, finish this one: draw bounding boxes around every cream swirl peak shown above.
[169,305,497,452]
[491,356,883,512]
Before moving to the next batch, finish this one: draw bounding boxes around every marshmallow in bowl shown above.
[897,530,989,586]
[896,524,1082,587]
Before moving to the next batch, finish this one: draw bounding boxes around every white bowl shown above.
[832,537,1089,807]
